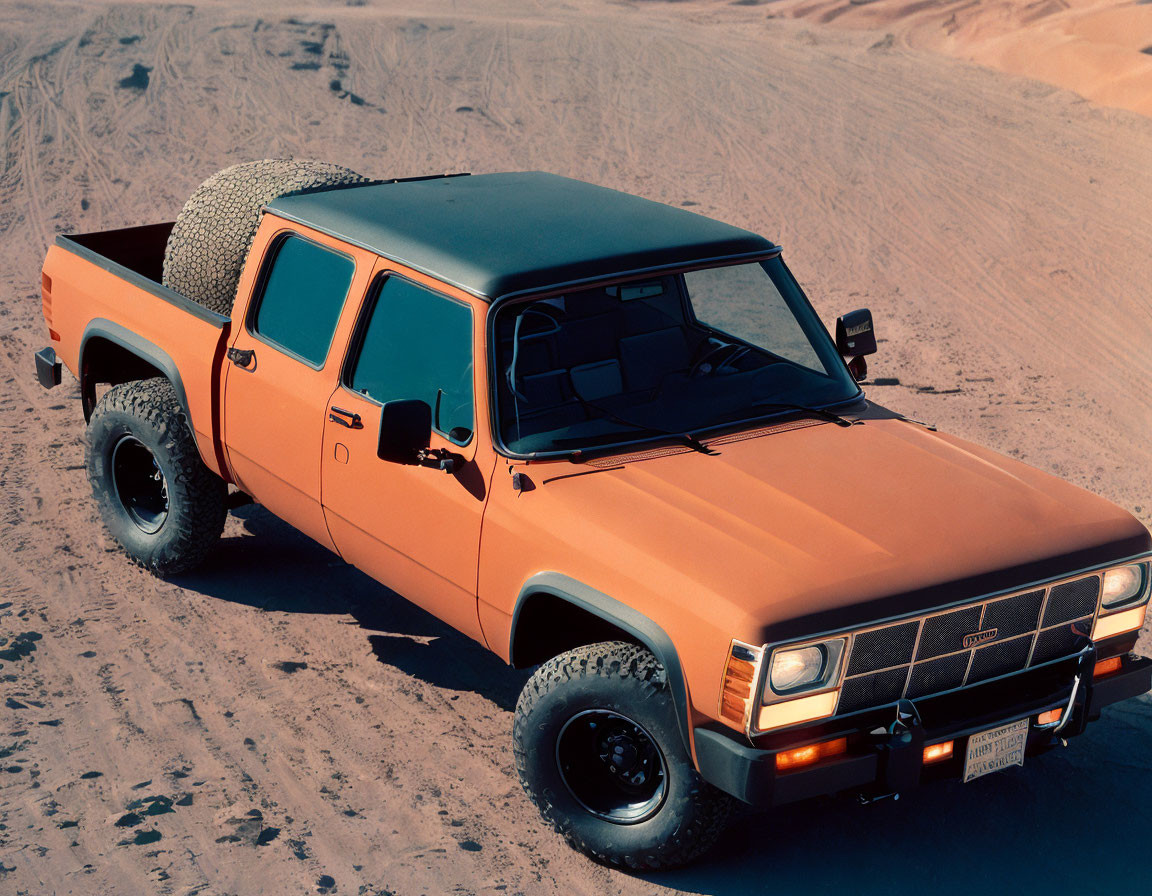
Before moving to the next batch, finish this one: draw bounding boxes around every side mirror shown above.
[836,308,876,382]
[835,309,877,357]
[378,399,432,464]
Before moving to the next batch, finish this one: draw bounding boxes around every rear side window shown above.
[348,276,474,443]
[251,234,355,366]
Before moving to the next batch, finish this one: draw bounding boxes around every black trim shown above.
[79,320,190,422]
[35,346,61,389]
[1089,654,1152,710]
[56,231,230,328]
[509,573,693,756]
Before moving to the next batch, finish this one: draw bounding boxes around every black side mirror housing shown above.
[835,308,877,358]
[378,399,432,464]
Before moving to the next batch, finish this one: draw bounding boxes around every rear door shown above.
[222,225,374,550]
[320,267,496,641]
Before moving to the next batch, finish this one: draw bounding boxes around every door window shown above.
[251,233,355,366]
[347,276,474,444]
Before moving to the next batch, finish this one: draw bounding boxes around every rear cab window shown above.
[346,275,474,445]
[250,233,356,366]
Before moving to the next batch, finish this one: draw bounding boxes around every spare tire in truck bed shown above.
[161,159,370,316]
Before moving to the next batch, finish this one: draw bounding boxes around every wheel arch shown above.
[79,319,190,423]
[509,572,695,758]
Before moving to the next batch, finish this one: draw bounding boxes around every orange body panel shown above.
[221,219,379,552]
[318,257,498,643]
[477,415,1150,734]
[42,243,230,478]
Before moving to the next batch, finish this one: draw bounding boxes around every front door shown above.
[223,228,371,550]
[320,269,495,641]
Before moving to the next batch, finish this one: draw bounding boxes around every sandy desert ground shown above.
[1,1,1151,894]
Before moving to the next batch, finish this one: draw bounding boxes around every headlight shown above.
[770,646,824,692]
[1093,562,1150,640]
[1102,564,1145,610]
[765,639,846,698]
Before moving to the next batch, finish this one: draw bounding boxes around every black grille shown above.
[907,653,969,698]
[837,667,907,713]
[846,621,919,676]
[834,574,1101,716]
[1043,578,1100,626]
[1032,621,1092,664]
[967,635,1032,684]
[982,589,1045,639]
[917,606,982,660]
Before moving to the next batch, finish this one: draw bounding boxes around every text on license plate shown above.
[963,718,1028,783]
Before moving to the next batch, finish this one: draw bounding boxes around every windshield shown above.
[493,257,859,455]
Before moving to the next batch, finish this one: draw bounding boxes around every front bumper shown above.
[695,649,1152,807]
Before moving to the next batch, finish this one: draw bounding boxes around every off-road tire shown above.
[86,378,227,576]
[161,159,371,315]
[513,641,736,869]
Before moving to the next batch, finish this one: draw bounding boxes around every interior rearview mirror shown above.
[378,399,432,464]
[835,308,877,358]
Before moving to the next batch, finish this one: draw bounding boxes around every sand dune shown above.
[1,1,1151,894]
[772,0,1152,116]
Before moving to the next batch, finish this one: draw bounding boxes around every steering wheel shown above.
[688,340,741,377]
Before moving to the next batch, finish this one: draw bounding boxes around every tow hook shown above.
[869,699,925,793]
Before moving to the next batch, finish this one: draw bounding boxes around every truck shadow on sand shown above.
[176,508,1152,895]
[172,505,530,712]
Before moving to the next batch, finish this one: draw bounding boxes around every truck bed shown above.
[43,222,233,478]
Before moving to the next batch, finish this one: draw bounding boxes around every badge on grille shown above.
[962,628,999,648]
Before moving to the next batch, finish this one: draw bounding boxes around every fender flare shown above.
[510,572,695,758]
[78,319,190,423]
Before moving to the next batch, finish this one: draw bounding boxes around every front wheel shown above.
[513,641,735,869]
[86,377,227,576]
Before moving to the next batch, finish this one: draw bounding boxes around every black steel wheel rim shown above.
[111,435,169,534]
[555,709,668,824]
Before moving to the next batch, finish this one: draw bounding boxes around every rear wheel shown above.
[86,378,227,576]
[513,641,735,869]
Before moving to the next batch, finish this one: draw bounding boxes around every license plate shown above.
[963,718,1028,783]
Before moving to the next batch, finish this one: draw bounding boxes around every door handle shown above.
[227,347,256,370]
[329,406,362,429]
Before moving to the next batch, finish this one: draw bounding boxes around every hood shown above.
[525,415,1149,643]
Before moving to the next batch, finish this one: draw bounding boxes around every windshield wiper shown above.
[548,429,712,454]
[567,389,718,456]
[743,400,857,428]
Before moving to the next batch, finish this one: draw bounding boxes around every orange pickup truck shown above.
[35,166,1152,869]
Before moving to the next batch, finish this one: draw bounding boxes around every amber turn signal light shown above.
[922,741,954,764]
[1037,708,1063,726]
[1093,656,1122,679]
[719,642,762,728]
[775,737,847,772]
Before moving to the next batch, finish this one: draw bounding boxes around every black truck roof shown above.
[266,172,777,300]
